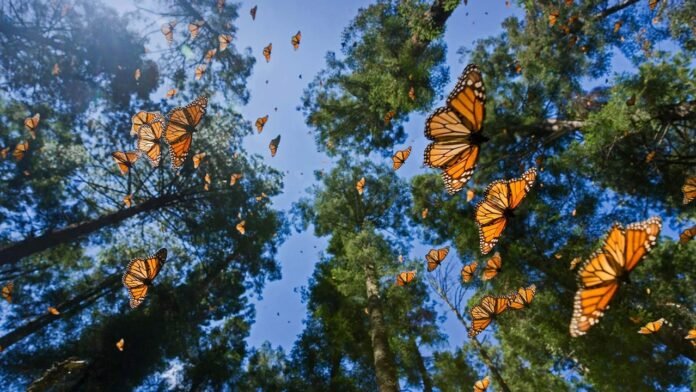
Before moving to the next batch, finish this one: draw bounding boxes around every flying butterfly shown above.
[188,20,204,39]
[425,246,449,272]
[48,306,60,315]
[164,96,208,169]
[236,220,246,235]
[2,282,14,303]
[134,68,141,81]
[475,168,537,254]
[686,329,696,344]
[24,113,40,139]
[161,20,177,44]
[263,43,272,62]
[131,110,164,137]
[111,151,140,175]
[549,11,559,27]
[356,177,366,195]
[679,226,695,245]
[219,34,232,51]
[508,284,536,310]
[570,217,662,337]
[408,86,416,101]
[466,189,475,202]
[291,31,301,50]
[384,110,396,125]
[192,152,206,169]
[122,248,168,309]
[461,261,478,283]
[255,115,269,133]
[0,147,8,159]
[204,172,211,191]
[116,338,125,351]
[395,270,416,286]
[204,48,217,62]
[392,146,412,170]
[269,134,281,157]
[165,89,177,99]
[195,64,206,80]
[13,141,29,161]
[469,295,509,338]
[134,114,166,167]
[123,194,133,208]
[481,252,502,281]
[229,173,242,186]
[421,208,428,219]
[682,176,696,204]
[423,64,487,194]
[250,5,257,20]
[473,376,490,392]
[638,318,665,334]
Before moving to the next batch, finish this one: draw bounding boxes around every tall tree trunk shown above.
[0,194,181,267]
[364,259,399,392]
[0,274,120,352]
[411,339,433,392]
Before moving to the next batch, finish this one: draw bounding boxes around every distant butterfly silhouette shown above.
[291,31,301,50]
[188,20,204,39]
[395,270,416,286]
[24,113,40,139]
[161,20,176,44]
[256,115,269,133]
[263,43,272,62]
[355,177,366,195]
[250,5,257,20]
[13,141,28,161]
[473,376,490,392]
[269,134,281,157]
[219,34,232,51]
[2,282,14,303]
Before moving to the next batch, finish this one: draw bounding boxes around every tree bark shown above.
[411,339,433,392]
[364,259,399,392]
[0,274,121,352]
[0,194,181,267]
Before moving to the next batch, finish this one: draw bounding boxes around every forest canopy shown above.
[0,0,694,391]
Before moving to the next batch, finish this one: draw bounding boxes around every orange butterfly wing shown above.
[263,43,272,62]
[425,246,450,272]
[508,284,536,310]
[24,113,40,139]
[164,96,208,168]
[682,176,696,204]
[473,376,490,392]
[269,134,281,157]
[256,115,268,133]
[481,252,502,281]
[469,295,508,337]
[291,31,301,50]
[111,151,140,175]
[424,64,486,194]
[122,248,167,308]
[461,261,478,283]
[680,225,696,245]
[396,270,416,286]
[392,146,412,170]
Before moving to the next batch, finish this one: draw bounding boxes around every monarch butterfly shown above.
[255,115,269,133]
[408,86,416,101]
[116,338,125,351]
[682,176,696,204]
[569,217,662,337]
[188,20,204,39]
[645,151,656,163]
[204,48,217,63]
[473,376,490,392]
[123,194,133,208]
[219,34,232,51]
[263,43,272,62]
[2,282,13,303]
[134,68,141,81]
[229,173,242,186]
[680,226,695,245]
[508,284,536,310]
[269,134,281,157]
[135,123,164,167]
[481,252,502,281]
[111,151,140,175]
[648,0,658,11]
[192,152,206,169]
[614,20,622,33]
[291,31,301,50]
[48,306,60,315]
[52,63,60,76]
[392,146,412,170]
[549,11,559,27]
[384,110,396,125]
[469,295,509,337]
[255,192,268,202]
[425,247,449,272]
[250,5,257,20]
[165,89,177,98]
[24,113,40,139]
[161,20,176,44]
[423,64,487,194]
[203,172,211,191]
[475,168,537,254]
[236,220,246,235]
[195,64,206,80]
[421,208,428,219]
[396,270,416,286]
[461,261,478,283]
[686,329,696,341]
[122,248,167,309]
[13,140,29,161]
[466,189,475,202]
[638,318,665,334]
[131,110,164,138]
[355,177,366,195]
[0,147,8,159]
[164,96,208,169]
